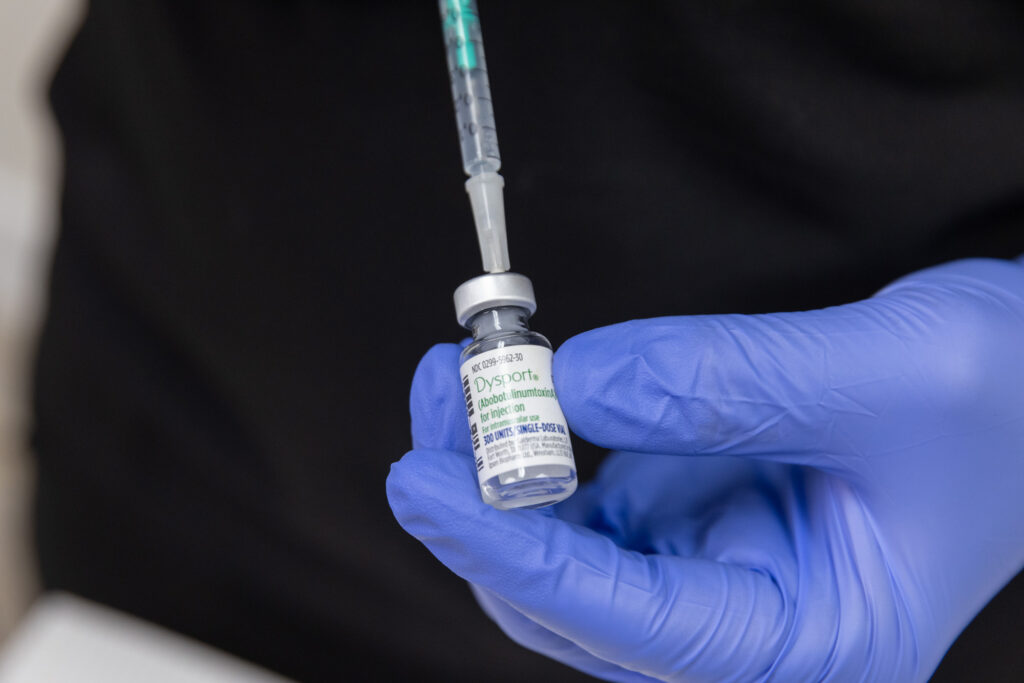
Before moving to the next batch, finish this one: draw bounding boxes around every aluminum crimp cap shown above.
[454,272,537,328]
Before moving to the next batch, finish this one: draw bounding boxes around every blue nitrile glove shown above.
[387,257,1024,682]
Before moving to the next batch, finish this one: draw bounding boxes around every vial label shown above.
[460,345,574,481]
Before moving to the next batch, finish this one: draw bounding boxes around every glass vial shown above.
[459,306,577,510]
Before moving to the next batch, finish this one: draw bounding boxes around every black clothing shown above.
[33,1,1024,681]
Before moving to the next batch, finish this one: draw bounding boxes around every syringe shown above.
[438,0,509,273]
[440,2,579,510]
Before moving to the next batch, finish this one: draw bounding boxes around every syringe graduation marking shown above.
[442,0,478,69]
[441,0,500,173]
[439,0,508,271]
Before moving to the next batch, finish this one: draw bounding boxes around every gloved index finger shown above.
[552,304,911,464]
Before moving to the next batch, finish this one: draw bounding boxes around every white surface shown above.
[0,166,45,333]
[0,594,293,683]
[0,0,85,641]
[0,163,46,643]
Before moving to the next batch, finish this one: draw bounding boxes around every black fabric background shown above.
[30,1,1024,680]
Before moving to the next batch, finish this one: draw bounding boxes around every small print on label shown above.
[460,345,574,481]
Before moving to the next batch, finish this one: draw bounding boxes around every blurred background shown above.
[0,0,83,641]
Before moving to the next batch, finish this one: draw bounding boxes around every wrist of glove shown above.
[388,257,1024,682]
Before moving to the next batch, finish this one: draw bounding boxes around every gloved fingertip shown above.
[552,326,609,392]
[554,321,666,450]
[553,325,626,439]
[410,344,473,452]
[411,344,462,403]
[386,448,480,535]
[388,455,610,605]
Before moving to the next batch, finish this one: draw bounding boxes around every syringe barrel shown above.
[439,0,501,176]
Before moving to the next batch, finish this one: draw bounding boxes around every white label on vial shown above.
[460,345,575,482]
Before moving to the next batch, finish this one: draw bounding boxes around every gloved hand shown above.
[387,257,1024,682]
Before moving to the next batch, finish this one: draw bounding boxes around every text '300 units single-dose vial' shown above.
[455,274,577,510]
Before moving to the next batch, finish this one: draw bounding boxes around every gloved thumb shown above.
[553,258,1024,468]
